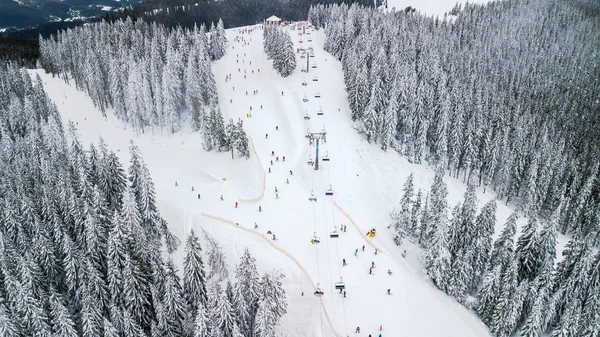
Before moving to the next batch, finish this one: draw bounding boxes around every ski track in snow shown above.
[31,20,575,337]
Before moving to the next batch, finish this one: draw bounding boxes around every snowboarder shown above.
[220,195,224,200]
[387,269,393,275]
[235,201,238,208]
[197,194,201,199]
[354,249,358,256]
[259,205,262,212]
[362,245,365,252]
[342,258,347,266]
[402,250,407,258]
[191,186,195,191]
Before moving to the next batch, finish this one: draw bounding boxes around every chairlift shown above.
[314,283,324,296]
[315,91,321,98]
[311,232,320,244]
[322,151,330,161]
[335,278,345,290]
[325,185,334,196]
[317,107,324,115]
[330,229,339,238]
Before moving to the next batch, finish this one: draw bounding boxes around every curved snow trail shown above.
[200,212,344,337]
[334,202,383,252]
[238,136,267,203]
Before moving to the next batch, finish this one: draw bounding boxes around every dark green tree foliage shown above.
[263,26,297,77]
[183,230,208,316]
[315,0,600,238]
[0,65,183,335]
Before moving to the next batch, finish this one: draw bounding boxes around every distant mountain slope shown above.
[0,0,48,28]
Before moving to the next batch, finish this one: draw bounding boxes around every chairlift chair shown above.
[311,232,320,244]
[322,151,330,161]
[304,112,311,120]
[317,107,324,116]
[302,78,307,86]
[315,91,321,98]
[335,278,345,290]
[313,75,319,81]
[314,284,324,296]
[330,229,339,238]
[303,94,309,103]
[325,185,334,196]
[308,190,317,201]
[312,63,317,68]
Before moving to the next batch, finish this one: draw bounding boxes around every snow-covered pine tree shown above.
[201,228,229,281]
[516,218,541,282]
[234,249,261,337]
[392,173,414,244]
[184,229,208,316]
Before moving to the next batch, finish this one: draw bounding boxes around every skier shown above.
[283,156,285,162]
[281,91,284,96]
[344,225,347,232]
[387,289,391,295]
[362,245,365,252]
[275,186,278,192]
[276,156,279,162]
[343,290,346,298]
[259,205,262,212]
[355,327,360,333]
[266,133,268,139]
[235,201,238,208]
[246,91,248,96]
[197,194,201,199]
[254,222,258,229]
[244,75,246,79]
[230,99,233,103]
[387,269,393,275]
[250,106,252,111]
[342,258,347,266]
[354,249,358,256]
[276,193,279,199]
[380,325,383,331]
[258,68,260,73]
[175,181,178,187]
[286,178,289,184]
[340,224,344,230]
[191,186,195,191]
[276,126,279,131]
[268,167,271,173]
[369,267,373,274]
[261,105,263,109]
[270,160,273,166]
[375,248,378,255]
[372,261,375,268]
[272,234,276,240]
[271,151,275,156]
[290,170,293,175]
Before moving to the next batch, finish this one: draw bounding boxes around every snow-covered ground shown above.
[385,0,492,17]
[31,20,567,337]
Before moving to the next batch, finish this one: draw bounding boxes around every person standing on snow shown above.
[342,258,347,266]
[197,194,201,199]
[191,186,195,191]
[235,201,238,208]
[369,267,373,274]
[286,178,289,184]
[259,205,262,212]
[354,249,358,256]
[362,245,365,252]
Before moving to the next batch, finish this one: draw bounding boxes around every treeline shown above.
[39,18,250,157]
[0,64,286,336]
[311,0,600,240]
[106,0,374,31]
[392,172,600,337]
[263,26,296,77]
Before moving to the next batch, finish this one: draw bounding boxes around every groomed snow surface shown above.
[32,21,556,337]
[385,0,491,17]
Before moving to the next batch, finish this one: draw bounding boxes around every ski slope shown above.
[385,0,492,17]
[32,21,568,337]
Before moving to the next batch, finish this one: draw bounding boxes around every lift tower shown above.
[307,129,327,170]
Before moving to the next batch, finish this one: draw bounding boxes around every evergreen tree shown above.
[516,218,541,282]
[184,230,208,316]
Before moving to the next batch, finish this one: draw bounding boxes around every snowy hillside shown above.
[32,21,568,337]
[384,0,492,16]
